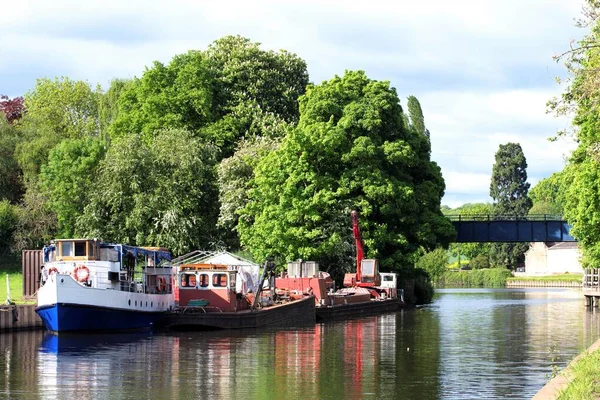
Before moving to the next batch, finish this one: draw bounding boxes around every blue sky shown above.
[0,0,584,207]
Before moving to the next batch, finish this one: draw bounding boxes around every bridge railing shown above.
[446,214,564,222]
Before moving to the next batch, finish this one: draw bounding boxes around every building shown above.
[524,242,582,276]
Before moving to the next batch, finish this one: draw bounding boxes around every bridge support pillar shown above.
[585,296,591,307]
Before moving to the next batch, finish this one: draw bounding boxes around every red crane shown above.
[351,210,364,282]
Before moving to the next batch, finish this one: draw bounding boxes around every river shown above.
[1,288,598,399]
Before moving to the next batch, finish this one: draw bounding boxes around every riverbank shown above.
[532,338,600,399]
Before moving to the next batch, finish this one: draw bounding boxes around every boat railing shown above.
[82,271,173,295]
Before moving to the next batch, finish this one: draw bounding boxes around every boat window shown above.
[230,273,236,288]
[180,273,197,288]
[199,274,209,288]
[74,242,87,257]
[88,242,95,258]
[61,242,73,257]
[212,273,227,287]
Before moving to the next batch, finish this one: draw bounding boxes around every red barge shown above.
[275,211,404,321]
[165,252,315,330]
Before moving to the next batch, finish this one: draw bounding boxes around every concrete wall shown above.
[548,248,583,274]
[525,243,548,275]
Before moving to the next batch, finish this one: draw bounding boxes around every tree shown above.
[217,136,282,248]
[39,137,107,238]
[489,143,532,269]
[0,117,24,203]
[0,95,25,124]
[528,172,567,216]
[238,71,455,276]
[112,36,309,157]
[416,247,448,282]
[407,95,425,136]
[76,128,220,255]
[0,200,17,255]
[15,77,101,182]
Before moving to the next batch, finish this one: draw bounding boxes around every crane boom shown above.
[351,210,364,282]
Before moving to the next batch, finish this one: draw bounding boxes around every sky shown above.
[0,0,586,208]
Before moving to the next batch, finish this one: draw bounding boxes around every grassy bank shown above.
[506,274,582,283]
[557,349,600,399]
[0,254,28,304]
[438,268,512,287]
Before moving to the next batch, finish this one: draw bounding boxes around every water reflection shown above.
[0,289,599,399]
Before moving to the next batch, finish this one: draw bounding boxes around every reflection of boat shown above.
[165,254,315,330]
[39,331,151,354]
[276,211,403,322]
[36,239,175,333]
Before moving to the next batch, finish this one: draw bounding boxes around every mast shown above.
[351,211,364,282]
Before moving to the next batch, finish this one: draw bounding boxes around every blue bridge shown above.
[449,215,575,243]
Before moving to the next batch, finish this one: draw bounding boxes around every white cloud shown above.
[0,0,586,208]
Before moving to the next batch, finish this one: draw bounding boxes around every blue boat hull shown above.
[36,303,165,333]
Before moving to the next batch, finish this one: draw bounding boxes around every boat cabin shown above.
[176,264,243,311]
[41,239,173,296]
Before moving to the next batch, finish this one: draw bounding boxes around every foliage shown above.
[407,95,425,136]
[0,95,25,124]
[113,36,308,158]
[413,274,434,304]
[489,143,532,269]
[217,136,281,247]
[0,117,24,203]
[205,35,309,123]
[76,128,219,255]
[238,70,455,277]
[438,268,512,287]
[0,200,17,255]
[415,248,448,281]
[468,254,490,269]
[15,77,101,182]
[98,79,129,138]
[39,137,107,238]
[529,172,567,216]
[11,185,57,252]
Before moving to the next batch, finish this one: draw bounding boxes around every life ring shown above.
[157,277,167,293]
[72,265,90,282]
[48,267,59,275]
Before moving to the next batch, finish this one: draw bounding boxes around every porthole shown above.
[128,300,131,306]
[135,301,137,306]
[151,301,153,307]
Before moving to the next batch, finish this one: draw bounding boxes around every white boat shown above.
[36,239,175,333]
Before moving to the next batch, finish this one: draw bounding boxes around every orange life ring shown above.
[72,265,90,282]
[48,267,59,275]
[157,277,167,293]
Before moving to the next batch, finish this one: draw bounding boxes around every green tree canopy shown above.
[39,137,107,238]
[0,117,24,203]
[238,70,454,275]
[76,128,219,255]
[407,95,425,136]
[528,172,567,216]
[112,36,309,157]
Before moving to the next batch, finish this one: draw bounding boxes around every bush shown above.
[0,200,16,255]
[469,254,490,270]
[438,268,511,287]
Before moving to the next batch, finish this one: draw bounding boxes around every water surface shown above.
[1,288,598,399]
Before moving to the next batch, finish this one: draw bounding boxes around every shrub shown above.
[438,268,511,287]
[0,200,16,255]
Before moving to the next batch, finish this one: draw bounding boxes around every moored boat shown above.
[165,253,315,330]
[36,239,175,333]
[275,211,404,321]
